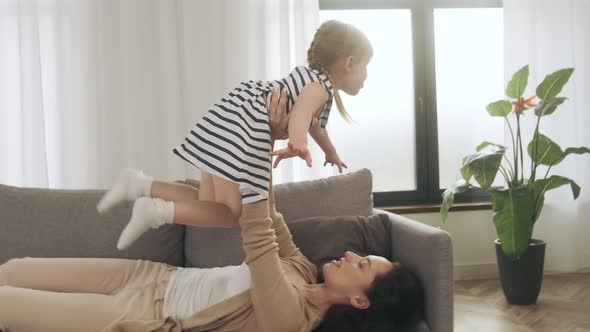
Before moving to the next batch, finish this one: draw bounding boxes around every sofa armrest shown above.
[373,209,453,332]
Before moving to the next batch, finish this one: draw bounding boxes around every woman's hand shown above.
[269,141,312,168]
[265,88,289,140]
[324,151,348,173]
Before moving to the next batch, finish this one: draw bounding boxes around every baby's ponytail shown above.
[308,57,351,123]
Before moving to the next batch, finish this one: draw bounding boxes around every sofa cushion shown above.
[288,214,393,271]
[273,168,374,222]
[0,184,185,266]
[183,168,374,267]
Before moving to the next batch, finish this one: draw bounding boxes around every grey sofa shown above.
[0,168,453,332]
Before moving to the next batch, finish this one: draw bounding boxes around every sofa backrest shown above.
[0,168,374,268]
[183,168,374,267]
[0,185,185,266]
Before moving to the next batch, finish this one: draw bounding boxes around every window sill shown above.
[377,201,492,214]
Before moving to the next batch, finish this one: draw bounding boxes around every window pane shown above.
[434,8,504,189]
[320,9,416,192]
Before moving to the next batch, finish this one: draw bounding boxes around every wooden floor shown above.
[454,273,590,332]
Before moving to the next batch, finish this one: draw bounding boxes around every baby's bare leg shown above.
[213,173,242,224]
[172,172,241,228]
[116,172,240,250]
[98,169,202,214]
[151,180,200,202]
[151,171,216,203]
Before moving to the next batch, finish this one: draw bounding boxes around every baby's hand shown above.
[269,142,312,168]
[324,151,348,174]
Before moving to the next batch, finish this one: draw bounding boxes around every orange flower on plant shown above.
[511,95,537,114]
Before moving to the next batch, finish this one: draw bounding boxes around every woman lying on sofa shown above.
[0,89,424,332]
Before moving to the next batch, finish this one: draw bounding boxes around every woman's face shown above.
[322,251,393,298]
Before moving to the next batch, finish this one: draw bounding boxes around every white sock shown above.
[117,197,175,251]
[97,168,154,214]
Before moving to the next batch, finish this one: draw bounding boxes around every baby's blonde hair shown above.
[307,20,373,122]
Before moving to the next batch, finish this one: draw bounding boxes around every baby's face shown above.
[340,57,369,96]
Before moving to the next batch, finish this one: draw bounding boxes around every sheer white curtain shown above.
[504,0,590,271]
[0,0,320,189]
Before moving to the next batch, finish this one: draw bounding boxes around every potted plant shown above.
[440,65,589,305]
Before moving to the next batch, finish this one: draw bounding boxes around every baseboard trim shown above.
[454,264,590,280]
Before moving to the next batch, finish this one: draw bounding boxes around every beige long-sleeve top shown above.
[104,201,322,332]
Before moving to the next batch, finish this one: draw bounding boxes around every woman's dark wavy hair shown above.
[312,262,425,332]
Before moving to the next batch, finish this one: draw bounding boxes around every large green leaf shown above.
[533,175,581,200]
[533,195,545,224]
[506,65,529,99]
[528,134,590,166]
[491,187,536,258]
[536,68,574,101]
[534,97,566,117]
[476,141,507,152]
[532,175,581,223]
[564,146,590,159]
[486,100,512,117]
[527,134,564,166]
[460,155,473,183]
[460,146,506,188]
[440,179,471,224]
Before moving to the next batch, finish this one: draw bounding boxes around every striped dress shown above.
[172,65,334,204]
